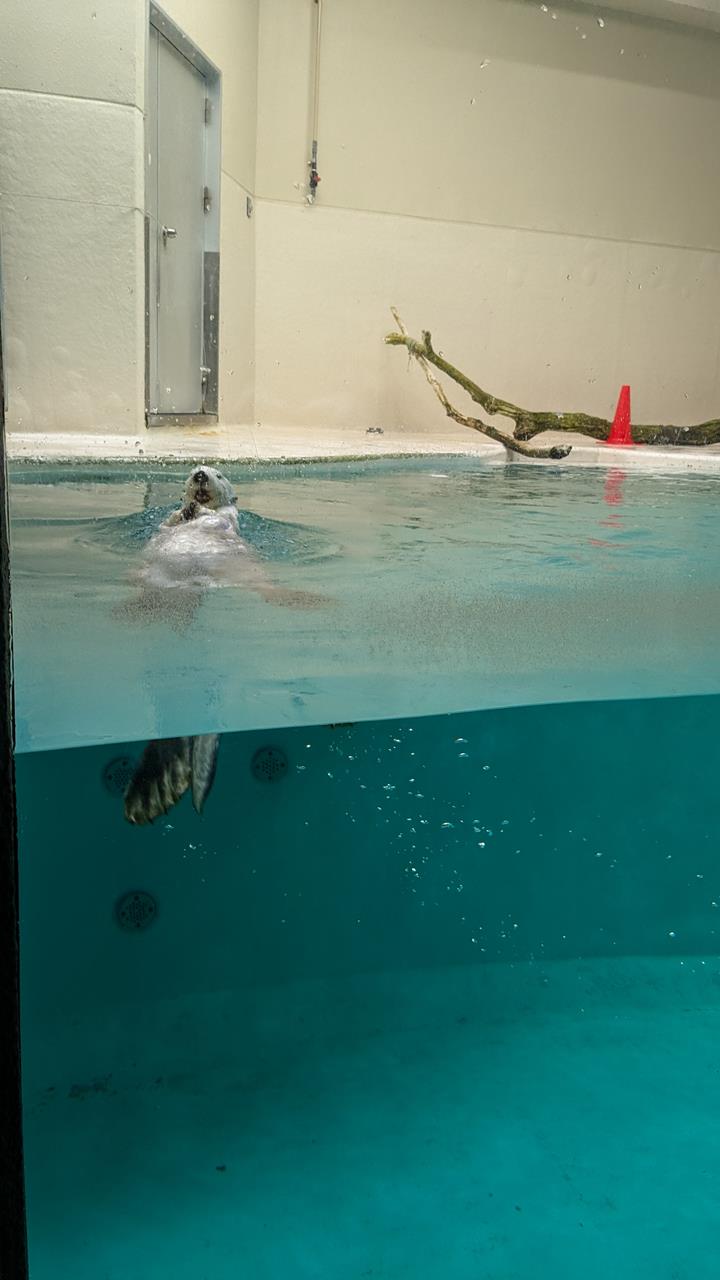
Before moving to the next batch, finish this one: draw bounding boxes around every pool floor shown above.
[23,956,720,1280]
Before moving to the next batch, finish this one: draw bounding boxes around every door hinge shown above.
[203,186,212,214]
[204,97,212,125]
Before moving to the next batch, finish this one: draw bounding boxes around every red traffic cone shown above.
[605,385,633,447]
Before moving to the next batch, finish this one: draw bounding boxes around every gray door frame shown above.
[145,2,221,427]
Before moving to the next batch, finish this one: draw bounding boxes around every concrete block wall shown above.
[0,0,146,435]
[0,0,258,437]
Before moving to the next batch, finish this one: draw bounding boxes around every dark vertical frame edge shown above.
[0,240,29,1276]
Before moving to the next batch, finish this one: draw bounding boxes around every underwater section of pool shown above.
[11,458,720,1278]
[16,695,720,1280]
[9,458,720,753]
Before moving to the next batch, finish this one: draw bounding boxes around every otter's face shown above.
[184,466,235,510]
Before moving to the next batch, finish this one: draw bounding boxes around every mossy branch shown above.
[385,311,720,451]
[385,310,570,459]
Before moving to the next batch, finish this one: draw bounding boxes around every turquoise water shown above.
[17,697,720,1280]
[9,459,720,752]
[11,461,720,1278]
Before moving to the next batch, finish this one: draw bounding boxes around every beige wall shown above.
[577,0,720,30]
[254,0,720,432]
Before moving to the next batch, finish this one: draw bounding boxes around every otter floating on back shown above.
[119,464,313,627]
[122,465,327,825]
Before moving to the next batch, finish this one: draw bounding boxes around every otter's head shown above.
[184,466,236,510]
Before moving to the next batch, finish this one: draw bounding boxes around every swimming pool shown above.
[11,459,720,1279]
[9,458,720,752]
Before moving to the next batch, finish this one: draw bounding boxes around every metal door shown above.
[146,16,220,422]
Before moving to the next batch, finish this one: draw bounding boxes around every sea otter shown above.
[122,465,326,825]
[119,464,320,627]
[124,733,220,826]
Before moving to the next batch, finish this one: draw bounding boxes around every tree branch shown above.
[385,311,720,450]
[387,309,570,459]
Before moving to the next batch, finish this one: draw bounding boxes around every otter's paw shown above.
[124,738,192,825]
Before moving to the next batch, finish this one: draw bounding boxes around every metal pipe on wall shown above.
[308,0,323,202]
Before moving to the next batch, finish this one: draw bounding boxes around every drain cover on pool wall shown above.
[102,756,136,797]
[114,891,158,932]
[251,746,288,783]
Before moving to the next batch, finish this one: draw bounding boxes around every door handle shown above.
[161,226,178,244]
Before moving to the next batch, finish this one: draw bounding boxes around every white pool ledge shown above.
[7,425,720,474]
